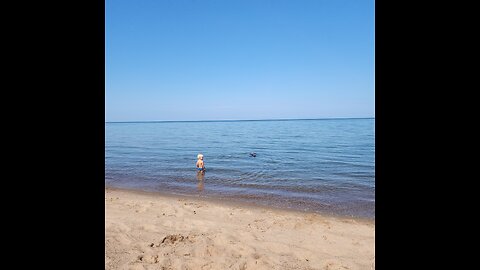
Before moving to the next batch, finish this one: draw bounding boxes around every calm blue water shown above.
[105,118,375,219]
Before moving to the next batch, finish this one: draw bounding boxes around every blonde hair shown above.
[197,154,204,160]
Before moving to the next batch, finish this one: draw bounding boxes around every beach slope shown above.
[105,188,374,270]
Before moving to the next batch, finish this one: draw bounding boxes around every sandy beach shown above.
[105,188,375,270]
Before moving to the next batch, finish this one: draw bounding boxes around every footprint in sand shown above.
[149,234,195,248]
[114,234,132,245]
[115,222,132,233]
[324,262,350,270]
[137,255,159,264]
[161,234,190,244]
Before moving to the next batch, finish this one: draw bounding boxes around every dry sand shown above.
[105,188,375,270]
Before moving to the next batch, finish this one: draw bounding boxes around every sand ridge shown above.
[105,188,375,270]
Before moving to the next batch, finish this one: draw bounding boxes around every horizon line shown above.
[105,117,375,124]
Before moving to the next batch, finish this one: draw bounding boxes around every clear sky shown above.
[106,0,374,122]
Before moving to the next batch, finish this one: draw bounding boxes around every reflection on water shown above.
[106,118,375,219]
[196,170,205,191]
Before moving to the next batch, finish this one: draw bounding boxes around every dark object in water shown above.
[249,152,257,157]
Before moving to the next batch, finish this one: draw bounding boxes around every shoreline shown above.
[106,186,375,224]
[106,187,375,269]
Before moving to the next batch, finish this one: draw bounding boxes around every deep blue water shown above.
[105,118,375,219]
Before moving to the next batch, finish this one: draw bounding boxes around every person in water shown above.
[196,153,205,172]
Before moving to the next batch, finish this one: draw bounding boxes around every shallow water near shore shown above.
[105,118,375,219]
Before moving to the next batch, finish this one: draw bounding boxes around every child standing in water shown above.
[196,153,205,172]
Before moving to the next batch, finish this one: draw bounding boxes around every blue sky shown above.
[106,0,374,122]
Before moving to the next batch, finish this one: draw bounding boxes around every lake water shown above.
[105,118,375,219]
